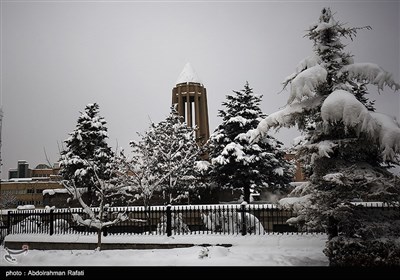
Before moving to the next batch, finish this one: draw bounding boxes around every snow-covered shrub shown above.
[53,219,70,233]
[325,237,400,266]
[201,209,265,234]
[12,215,45,234]
[156,212,190,234]
[323,205,400,266]
[201,210,230,232]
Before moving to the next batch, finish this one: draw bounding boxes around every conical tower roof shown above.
[176,62,202,85]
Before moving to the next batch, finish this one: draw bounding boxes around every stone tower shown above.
[172,63,210,145]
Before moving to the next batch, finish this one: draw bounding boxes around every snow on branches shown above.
[287,64,327,104]
[339,63,400,92]
[321,90,400,162]
[321,90,376,135]
[250,95,323,140]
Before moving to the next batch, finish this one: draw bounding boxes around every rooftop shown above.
[176,62,202,85]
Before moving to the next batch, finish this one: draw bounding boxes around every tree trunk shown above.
[327,215,338,239]
[243,186,250,204]
[97,229,102,251]
[144,201,152,233]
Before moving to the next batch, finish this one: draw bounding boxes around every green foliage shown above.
[325,236,400,266]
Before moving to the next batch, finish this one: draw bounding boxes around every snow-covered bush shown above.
[201,208,265,234]
[325,236,400,266]
[156,212,190,234]
[53,219,70,233]
[12,215,45,234]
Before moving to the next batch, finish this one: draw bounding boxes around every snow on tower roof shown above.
[176,62,202,85]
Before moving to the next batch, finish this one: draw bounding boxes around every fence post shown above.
[7,210,11,235]
[166,204,172,237]
[49,209,54,236]
[241,202,247,236]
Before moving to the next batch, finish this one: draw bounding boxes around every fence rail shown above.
[0,202,400,242]
[6,204,299,236]
[6,202,396,238]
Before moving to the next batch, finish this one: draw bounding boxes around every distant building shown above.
[8,160,30,179]
[284,153,306,182]
[1,161,62,208]
[8,160,61,181]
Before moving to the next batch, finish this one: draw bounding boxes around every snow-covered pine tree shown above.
[252,8,400,266]
[60,104,132,249]
[128,105,205,206]
[60,103,114,206]
[208,82,293,203]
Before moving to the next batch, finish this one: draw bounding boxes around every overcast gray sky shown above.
[1,0,399,179]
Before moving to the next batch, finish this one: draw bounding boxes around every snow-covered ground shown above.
[1,233,328,266]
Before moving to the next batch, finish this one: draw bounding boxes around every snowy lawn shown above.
[1,233,328,266]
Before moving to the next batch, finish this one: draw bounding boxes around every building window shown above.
[27,189,35,194]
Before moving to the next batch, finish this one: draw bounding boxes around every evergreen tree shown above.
[60,103,114,206]
[126,105,205,206]
[208,82,293,203]
[252,8,400,266]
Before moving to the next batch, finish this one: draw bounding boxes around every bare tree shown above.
[63,161,143,250]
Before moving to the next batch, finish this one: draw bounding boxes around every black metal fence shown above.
[6,204,299,236]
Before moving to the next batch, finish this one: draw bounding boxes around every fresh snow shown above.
[42,189,69,196]
[279,194,312,213]
[251,96,323,140]
[288,64,327,104]
[339,63,400,91]
[321,90,400,161]
[282,54,321,89]
[227,116,250,126]
[321,89,375,134]
[323,173,345,185]
[221,143,245,161]
[370,112,400,161]
[176,62,202,85]
[307,140,338,163]
[1,233,328,266]
[273,167,284,176]
[194,160,210,172]
[16,205,35,210]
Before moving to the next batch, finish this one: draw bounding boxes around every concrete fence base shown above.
[4,241,232,250]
